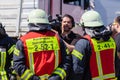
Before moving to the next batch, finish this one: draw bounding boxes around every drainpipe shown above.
[60,0,62,15]
[81,0,84,10]
[15,0,23,37]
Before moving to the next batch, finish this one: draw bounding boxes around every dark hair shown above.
[0,23,6,38]
[62,14,75,27]
[115,16,120,25]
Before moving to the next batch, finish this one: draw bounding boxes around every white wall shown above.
[0,0,38,37]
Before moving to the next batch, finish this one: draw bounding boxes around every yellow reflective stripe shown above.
[93,73,116,80]
[8,45,15,55]
[21,69,34,80]
[2,76,8,80]
[53,68,66,80]
[92,39,103,79]
[1,75,8,80]
[0,49,8,80]
[0,51,6,71]
[0,70,8,80]
[14,48,20,56]
[66,48,69,54]
[103,73,115,79]
[39,74,50,80]
[96,51,103,79]
[71,49,83,60]
[112,78,118,80]
[28,53,35,74]
[54,50,59,69]
[0,70,6,75]
[0,70,7,80]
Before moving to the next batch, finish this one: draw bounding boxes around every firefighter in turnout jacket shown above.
[13,9,71,80]
[0,23,16,80]
[70,10,118,80]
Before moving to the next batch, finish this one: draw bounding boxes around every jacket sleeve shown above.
[70,39,91,80]
[49,38,72,80]
[5,37,16,69]
[13,40,40,80]
[3,36,16,79]
[114,34,120,79]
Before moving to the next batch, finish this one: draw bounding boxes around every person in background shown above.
[0,23,16,80]
[13,9,71,80]
[107,16,120,79]
[60,14,82,53]
[70,10,117,80]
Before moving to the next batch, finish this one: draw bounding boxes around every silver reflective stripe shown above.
[53,68,66,80]
[93,73,116,80]
[0,48,8,80]
[0,48,6,70]
[96,51,103,79]
[29,53,35,74]
[54,50,59,69]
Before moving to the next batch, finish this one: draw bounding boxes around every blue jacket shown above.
[70,38,92,80]
[0,35,16,79]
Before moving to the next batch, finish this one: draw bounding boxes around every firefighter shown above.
[70,10,117,80]
[13,9,71,80]
[0,23,16,80]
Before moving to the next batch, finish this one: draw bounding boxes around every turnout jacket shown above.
[0,35,16,80]
[13,30,71,80]
[70,35,116,80]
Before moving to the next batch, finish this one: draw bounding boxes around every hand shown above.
[67,44,75,52]
[63,40,75,52]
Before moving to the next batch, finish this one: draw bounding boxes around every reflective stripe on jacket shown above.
[0,35,15,80]
[0,48,8,80]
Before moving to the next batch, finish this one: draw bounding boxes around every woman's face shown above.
[61,17,73,32]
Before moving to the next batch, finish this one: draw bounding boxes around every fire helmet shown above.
[28,9,49,24]
[80,10,104,27]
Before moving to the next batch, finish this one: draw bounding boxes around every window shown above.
[63,0,89,10]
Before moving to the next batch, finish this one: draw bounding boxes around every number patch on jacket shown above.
[26,37,60,53]
[96,42,115,51]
